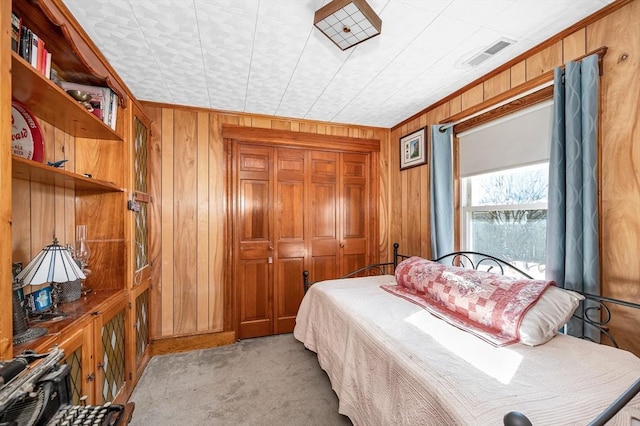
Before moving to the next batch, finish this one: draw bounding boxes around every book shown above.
[30,32,39,69]
[44,51,52,79]
[109,92,118,130]
[37,37,45,74]
[19,26,31,62]
[11,12,21,53]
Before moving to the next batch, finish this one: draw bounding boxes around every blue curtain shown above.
[429,126,454,259]
[546,54,600,341]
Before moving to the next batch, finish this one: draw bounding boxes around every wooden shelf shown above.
[12,156,124,192]
[11,53,122,141]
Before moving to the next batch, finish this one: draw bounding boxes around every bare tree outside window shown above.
[464,164,548,278]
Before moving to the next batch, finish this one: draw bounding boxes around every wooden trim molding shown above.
[150,331,236,356]
[141,101,388,132]
[439,47,607,131]
[0,0,13,359]
[222,126,380,153]
[452,85,554,134]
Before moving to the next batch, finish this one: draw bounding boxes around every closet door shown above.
[236,145,274,339]
[340,153,370,276]
[309,151,339,283]
[273,148,306,333]
[308,151,371,281]
[233,143,375,338]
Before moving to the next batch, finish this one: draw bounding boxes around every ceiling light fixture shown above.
[314,0,382,51]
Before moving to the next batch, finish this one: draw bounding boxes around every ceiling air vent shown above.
[459,38,515,68]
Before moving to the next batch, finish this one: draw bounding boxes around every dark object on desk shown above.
[12,264,48,346]
[0,359,28,388]
[0,348,131,426]
[45,401,124,426]
[46,160,67,168]
[503,411,533,426]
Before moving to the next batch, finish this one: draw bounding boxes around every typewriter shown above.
[0,347,127,426]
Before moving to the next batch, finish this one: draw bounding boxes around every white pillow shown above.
[519,286,585,346]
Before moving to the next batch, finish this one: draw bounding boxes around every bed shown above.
[293,245,640,426]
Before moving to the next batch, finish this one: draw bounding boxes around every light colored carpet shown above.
[129,333,352,426]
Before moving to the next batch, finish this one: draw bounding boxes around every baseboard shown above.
[150,331,236,356]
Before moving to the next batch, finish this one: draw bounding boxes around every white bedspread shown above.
[293,275,640,426]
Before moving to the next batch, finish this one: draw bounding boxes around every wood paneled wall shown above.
[389,0,640,354]
[143,105,390,339]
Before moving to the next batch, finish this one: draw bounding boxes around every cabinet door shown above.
[273,148,306,333]
[236,145,273,339]
[129,110,151,386]
[94,296,127,404]
[58,323,95,404]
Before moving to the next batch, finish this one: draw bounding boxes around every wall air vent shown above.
[457,38,516,68]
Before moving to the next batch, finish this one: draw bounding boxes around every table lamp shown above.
[16,237,86,320]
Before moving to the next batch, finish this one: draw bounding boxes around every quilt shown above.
[382,257,553,345]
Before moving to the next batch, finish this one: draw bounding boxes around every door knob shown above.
[339,243,345,248]
[268,246,274,251]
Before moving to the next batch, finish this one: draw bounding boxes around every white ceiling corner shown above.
[62,0,614,128]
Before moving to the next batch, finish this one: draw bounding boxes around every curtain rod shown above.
[438,46,608,133]
[438,80,553,133]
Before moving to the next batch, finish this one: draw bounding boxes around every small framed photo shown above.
[400,127,427,170]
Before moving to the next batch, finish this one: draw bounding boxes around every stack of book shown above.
[11,11,119,131]
[12,11,52,79]
[59,82,119,131]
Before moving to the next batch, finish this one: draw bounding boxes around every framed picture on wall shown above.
[399,127,427,170]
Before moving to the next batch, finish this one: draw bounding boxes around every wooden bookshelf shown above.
[12,155,124,192]
[11,52,122,141]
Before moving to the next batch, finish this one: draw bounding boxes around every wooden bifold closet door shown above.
[234,143,374,339]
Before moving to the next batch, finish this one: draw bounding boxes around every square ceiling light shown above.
[314,0,382,50]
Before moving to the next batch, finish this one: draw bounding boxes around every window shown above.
[461,164,548,278]
[457,101,553,279]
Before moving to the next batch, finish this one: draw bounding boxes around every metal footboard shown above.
[303,243,409,293]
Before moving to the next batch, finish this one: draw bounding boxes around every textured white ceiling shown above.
[61,0,613,128]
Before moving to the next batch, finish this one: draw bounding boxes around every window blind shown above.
[458,100,553,177]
